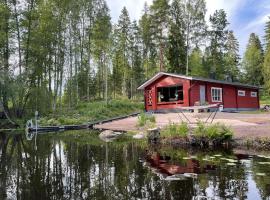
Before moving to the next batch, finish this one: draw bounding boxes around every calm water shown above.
[0,130,270,200]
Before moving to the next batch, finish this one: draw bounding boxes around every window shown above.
[238,90,245,96]
[251,91,257,97]
[211,87,222,102]
[157,86,183,103]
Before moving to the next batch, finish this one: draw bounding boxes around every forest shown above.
[0,0,270,120]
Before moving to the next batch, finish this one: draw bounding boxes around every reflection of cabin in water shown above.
[138,72,260,112]
[146,152,216,176]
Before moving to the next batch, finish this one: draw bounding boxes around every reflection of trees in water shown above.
[205,163,248,199]
[252,157,270,199]
[0,133,196,199]
[0,133,268,200]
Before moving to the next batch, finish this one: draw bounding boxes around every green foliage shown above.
[242,33,264,86]
[137,112,156,127]
[189,48,207,77]
[194,122,233,141]
[263,17,270,95]
[206,9,229,80]
[161,122,189,137]
[41,99,143,125]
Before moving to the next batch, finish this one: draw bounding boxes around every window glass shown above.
[251,92,257,97]
[211,88,222,102]
[238,90,245,96]
[157,86,183,103]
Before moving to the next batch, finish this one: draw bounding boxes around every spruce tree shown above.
[224,31,240,81]
[207,9,229,80]
[150,0,170,71]
[263,17,270,95]
[242,33,264,86]
[189,48,206,77]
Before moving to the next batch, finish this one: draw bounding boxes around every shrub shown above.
[193,122,233,141]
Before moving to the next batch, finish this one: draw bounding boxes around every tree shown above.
[189,47,206,77]
[176,0,207,75]
[224,31,240,81]
[206,9,229,80]
[92,0,112,103]
[150,0,170,71]
[263,17,270,95]
[242,33,264,86]
[166,0,186,74]
[139,3,157,78]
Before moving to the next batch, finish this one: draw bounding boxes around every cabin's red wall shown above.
[236,88,259,109]
[189,81,259,109]
[144,75,260,111]
[145,75,191,111]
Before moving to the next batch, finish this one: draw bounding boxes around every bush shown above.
[137,112,156,127]
[193,122,233,141]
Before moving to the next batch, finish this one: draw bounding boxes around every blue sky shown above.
[107,0,270,57]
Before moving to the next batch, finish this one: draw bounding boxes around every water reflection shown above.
[0,131,269,200]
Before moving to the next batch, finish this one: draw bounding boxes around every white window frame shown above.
[238,90,246,96]
[211,87,222,102]
[251,91,257,97]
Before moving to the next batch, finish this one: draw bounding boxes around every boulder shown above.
[147,127,160,143]
[99,130,123,142]
[133,133,145,139]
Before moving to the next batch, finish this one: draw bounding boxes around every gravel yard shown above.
[95,112,270,139]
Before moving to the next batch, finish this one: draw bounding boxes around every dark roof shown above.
[137,72,261,90]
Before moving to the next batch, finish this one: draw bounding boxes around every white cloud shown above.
[107,0,153,23]
[244,14,269,31]
[205,0,244,21]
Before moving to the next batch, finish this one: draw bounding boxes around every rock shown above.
[147,127,160,143]
[133,133,145,139]
[99,130,123,142]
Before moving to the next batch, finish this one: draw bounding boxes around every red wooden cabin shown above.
[138,72,260,112]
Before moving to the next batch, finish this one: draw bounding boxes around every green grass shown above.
[137,112,156,127]
[40,99,144,126]
[260,95,270,106]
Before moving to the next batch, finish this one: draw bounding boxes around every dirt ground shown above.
[95,112,270,139]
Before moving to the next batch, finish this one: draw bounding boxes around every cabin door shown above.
[200,85,206,105]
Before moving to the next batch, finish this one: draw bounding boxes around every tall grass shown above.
[161,122,189,137]
[137,112,156,127]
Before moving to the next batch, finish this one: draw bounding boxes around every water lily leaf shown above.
[258,162,270,165]
[256,173,266,176]
[213,154,222,157]
[182,157,190,160]
[227,163,236,166]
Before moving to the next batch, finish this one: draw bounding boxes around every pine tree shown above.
[166,0,186,74]
[139,3,157,78]
[92,0,112,101]
[224,30,240,81]
[182,0,206,75]
[114,6,131,97]
[207,9,229,80]
[150,0,170,71]
[242,33,264,86]
[263,17,270,95]
[189,48,206,77]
